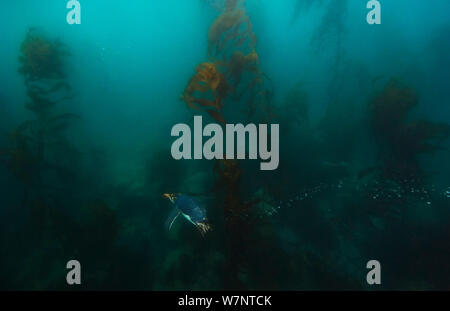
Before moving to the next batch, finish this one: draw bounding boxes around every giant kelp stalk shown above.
[311,0,348,109]
[2,28,78,199]
[182,0,273,125]
[313,0,348,114]
[213,159,246,287]
[313,0,353,162]
[369,78,450,182]
[180,0,274,288]
[0,29,83,289]
[310,0,347,52]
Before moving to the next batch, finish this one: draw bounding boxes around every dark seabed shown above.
[0,0,449,290]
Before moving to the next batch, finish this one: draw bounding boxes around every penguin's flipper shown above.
[166,208,181,231]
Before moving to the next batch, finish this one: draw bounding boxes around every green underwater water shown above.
[0,0,450,290]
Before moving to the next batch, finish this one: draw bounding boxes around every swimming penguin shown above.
[163,193,211,235]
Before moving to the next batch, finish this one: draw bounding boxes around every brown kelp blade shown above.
[206,109,226,125]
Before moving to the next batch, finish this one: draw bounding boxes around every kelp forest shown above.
[0,0,449,290]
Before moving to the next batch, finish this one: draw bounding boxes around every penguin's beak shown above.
[163,193,170,199]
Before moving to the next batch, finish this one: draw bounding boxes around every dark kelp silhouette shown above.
[18,28,69,81]
[369,78,450,180]
[310,0,348,52]
[2,28,79,196]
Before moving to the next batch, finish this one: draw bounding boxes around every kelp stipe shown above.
[178,0,280,289]
[2,28,80,212]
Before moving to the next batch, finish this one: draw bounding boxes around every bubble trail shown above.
[270,179,450,216]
